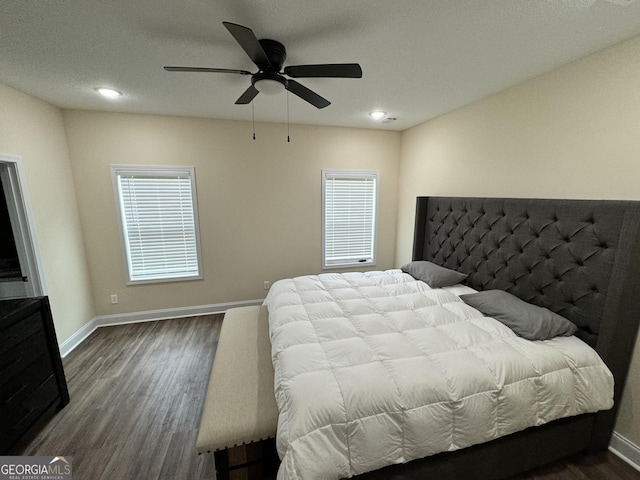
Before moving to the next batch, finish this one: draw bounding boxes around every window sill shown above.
[322,261,376,271]
[126,274,203,286]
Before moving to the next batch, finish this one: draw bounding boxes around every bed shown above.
[264,196,640,480]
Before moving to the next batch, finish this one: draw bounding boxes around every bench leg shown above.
[214,439,280,480]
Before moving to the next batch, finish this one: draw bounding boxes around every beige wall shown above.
[62,111,400,315]
[0,84,95,343]
[396,35,640,444]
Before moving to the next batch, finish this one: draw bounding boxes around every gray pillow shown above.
[459,290,577,340]
[401,261,468,288]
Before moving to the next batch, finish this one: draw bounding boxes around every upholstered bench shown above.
[196,305,280,479]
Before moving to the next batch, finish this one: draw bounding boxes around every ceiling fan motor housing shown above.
[252,39,289,94]
[258,39,287,72]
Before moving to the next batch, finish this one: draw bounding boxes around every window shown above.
[111,166,202,284]
[322,170,379,268]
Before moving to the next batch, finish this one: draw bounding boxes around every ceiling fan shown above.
[164,22,362,109]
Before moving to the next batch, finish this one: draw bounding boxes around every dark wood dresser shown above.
[0,297,70,453]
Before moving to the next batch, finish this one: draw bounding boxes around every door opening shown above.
[0,155,46,299]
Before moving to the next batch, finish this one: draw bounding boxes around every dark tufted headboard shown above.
[412,197,638,343]
[411,197,640,446]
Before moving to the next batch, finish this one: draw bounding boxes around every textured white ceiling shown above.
[2,0,640,131]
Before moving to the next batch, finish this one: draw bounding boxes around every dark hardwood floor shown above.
[509,451,640,480]
[18,314,640,479]
[19,315,222,479]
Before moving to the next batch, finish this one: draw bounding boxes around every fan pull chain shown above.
[252,101,256,140]
[287,90,290,143]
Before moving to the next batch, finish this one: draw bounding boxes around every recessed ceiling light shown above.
[95,87,122,98]
[369,111,386,121]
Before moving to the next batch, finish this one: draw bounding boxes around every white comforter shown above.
[264,270,614,480]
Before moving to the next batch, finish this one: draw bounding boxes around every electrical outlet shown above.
[110,294,118,304]
[263,281,270,290]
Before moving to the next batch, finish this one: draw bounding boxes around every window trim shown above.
[111,165,203,285]
[322,169,379,270]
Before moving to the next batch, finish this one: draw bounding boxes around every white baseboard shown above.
[610,431,640,472]
[59,317,100,358]
[58,299,263,358]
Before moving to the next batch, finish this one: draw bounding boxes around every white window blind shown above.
[111,166,202,284]
[322,170,378,268]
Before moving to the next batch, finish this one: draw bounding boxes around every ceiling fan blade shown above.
[164,66,252,75]
[284,63,362,78]
[286,80,330,109]
[223,21,271,69]
[235,85,259,104]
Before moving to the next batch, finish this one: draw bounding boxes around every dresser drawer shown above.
[0,311,44,356]
[0,376,60,453]
[0,351,56,420]
[0,329,49,389]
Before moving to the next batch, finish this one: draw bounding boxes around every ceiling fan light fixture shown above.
[95,87,122,98]
[369,110,386,121]
[254,78,286,95]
